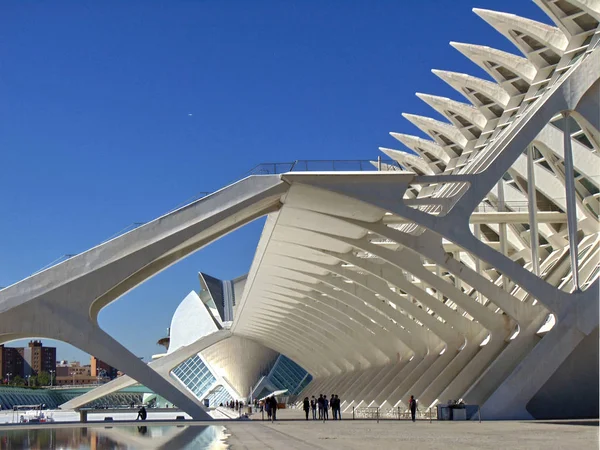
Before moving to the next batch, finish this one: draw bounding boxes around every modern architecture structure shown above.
[250,355,313,401]
[0,0,598,421]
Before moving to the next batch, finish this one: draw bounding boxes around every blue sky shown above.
[0,1,550,364]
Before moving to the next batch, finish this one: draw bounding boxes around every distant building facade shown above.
[0,341,56,381]
[55,361,98,385]
[90,356,118,380]
[0,346,24,382]
[22,340,56,377]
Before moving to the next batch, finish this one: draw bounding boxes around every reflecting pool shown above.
[0,424,228,449]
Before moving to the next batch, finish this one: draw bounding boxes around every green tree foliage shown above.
[36,371,50,386]
[11,375,25,386]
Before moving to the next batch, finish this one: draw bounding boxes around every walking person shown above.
[303,397,310,420]
[409,395,417,422]
[265,398,272,421]
[136,405,147,421]
[331,395,337,420]
[331,394,338,420]
[336,395,342,420]
[323,395,329,421]
[311,396,317,420]
[270,396,278,422]
[317,394,324,420]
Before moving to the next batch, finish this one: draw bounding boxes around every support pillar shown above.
[561,111,581,291]
[473,218,482,303]
[497,180,509,291]
[527,144,541,277]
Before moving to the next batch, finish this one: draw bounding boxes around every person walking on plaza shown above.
[311,396,317,420]
[136,405,147,421]
[331,394,338,420]
[317,394,324,420]
[270,396,278,422]
[303,397,310,420]
[330,394,338,420]
[265,398,272,420]
[323,395,329,421]
[409,395,417,422]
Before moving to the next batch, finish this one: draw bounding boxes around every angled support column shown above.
[497,180,509,291]
[527,144,541,276]
[561,111,581,290]
[0,175,287,419]
[60,330,232,411]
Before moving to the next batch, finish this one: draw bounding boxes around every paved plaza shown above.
[226,419,598,450]
[1,413,596,450]
[221,408,599,450]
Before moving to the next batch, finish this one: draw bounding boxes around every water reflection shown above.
[0,424,228,449]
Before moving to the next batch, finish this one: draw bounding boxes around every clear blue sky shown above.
[0,1,550,364]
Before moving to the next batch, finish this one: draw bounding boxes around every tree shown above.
[37,371,50,386]
[12,375,25,386]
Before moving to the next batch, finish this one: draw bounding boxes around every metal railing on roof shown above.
[244,159,402,176]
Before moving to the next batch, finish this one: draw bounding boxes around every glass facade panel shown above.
[205,385,232,406]
[267,356,312,395]
[172,354,217,400]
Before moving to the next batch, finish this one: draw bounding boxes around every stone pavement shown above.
[226,408,598,450]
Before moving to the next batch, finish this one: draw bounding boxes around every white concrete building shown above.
[0,0,598,420]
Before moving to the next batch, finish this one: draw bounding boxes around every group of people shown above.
[225,399,245,411]
[263,395,278,421]
[302,394,342,421]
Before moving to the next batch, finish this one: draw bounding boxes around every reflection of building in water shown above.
[0,427,129,450]
[0,425,226,450]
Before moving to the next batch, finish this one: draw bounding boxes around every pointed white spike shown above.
[450,41,536,84]
[416,92,487,129]
[379,148,436,175]
[473,8,568,55]
[402,113,468,149]
[389,133,451,163]
[431,69,510,107]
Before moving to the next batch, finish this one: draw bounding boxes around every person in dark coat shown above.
[270,396,278,422]
[136,405,147,421]
[331,394,336,419]
[317,395,324,420]
[409,395,417,422]
[303,397,310,420]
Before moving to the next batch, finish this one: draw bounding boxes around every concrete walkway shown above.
[222,408,599,450]
[0,408,596,449]
[227,418,598,450]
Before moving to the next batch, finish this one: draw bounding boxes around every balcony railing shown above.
[244,159,402,176]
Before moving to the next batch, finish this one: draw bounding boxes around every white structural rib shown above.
[390,133,451,164]
[379,148,436,175]
[450,42,537,97]
[473,8,568,68]
[402,113,468,151]
[416,93,488,131]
